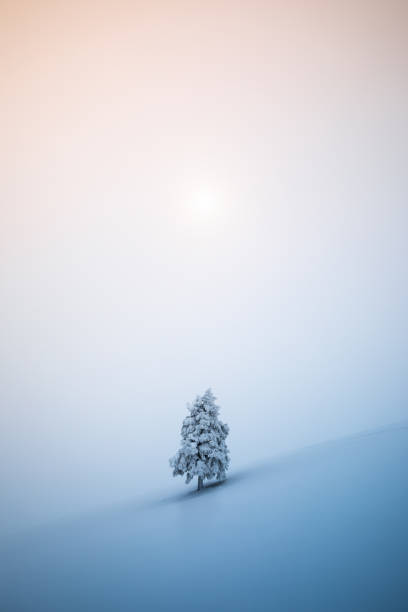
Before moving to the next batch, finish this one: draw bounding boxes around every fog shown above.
[1,0,408,535]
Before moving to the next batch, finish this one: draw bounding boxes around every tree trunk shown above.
[197,476,203,491]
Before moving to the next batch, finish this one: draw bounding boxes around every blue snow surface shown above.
[1,424,407,612]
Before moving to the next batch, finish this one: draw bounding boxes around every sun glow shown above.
[187,184,231,227]
[192,188,219,217]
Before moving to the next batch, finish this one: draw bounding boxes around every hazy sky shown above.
[1,0,408,533]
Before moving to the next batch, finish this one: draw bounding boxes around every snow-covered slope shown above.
[1,424,407,611]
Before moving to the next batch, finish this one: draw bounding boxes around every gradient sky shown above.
[1,0,408,533]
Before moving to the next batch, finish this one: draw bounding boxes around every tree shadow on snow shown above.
[148,466,270,509]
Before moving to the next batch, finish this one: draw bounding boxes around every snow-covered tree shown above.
[170,389,230,490]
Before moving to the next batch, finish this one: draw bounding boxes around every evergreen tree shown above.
[170,389,230,490]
